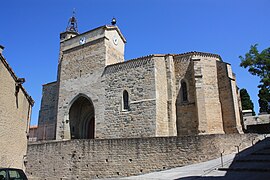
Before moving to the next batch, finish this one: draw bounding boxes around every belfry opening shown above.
[69,95,95,139]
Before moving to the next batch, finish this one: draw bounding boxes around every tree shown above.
[240,88,255,115]
[240,44,270,113]
[258,85,270,113]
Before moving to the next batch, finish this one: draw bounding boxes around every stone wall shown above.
[56,26,126,140]
[0,55,33,170]
[26,134,260,179]
[154,56,169,136]
[103,57,157,138]
[229,70,243,133]
[28,126,38,142]
[164,55,177,136]
[39,19,244,141]
[37,82,57,140]
[105,29,125,65]
[174,55,198,136]
[56,38,107,140]
[217,62,231,130]
[190,55,225,134]
[243,114,270,133]
[217,62,241,133]
[172,53,242,136]
[199,57,224,134]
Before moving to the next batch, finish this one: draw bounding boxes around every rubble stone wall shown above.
[26,134,259,179]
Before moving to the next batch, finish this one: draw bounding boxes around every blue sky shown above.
[1,0,269,125]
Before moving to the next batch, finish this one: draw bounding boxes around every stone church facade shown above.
[37,16,243,141]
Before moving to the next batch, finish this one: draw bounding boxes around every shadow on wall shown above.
[176,62,198,136]
[176,137,270,180]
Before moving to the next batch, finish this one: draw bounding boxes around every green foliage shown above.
[240,88,255,115]
[240,44,270,89]
[240,44,270,113]
[258,85,270,113]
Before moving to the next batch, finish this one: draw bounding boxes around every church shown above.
[37,15,243,141]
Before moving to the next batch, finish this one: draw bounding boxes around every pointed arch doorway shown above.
[69,95,95,139]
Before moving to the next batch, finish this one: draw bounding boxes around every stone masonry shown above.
[37,16,243,140]
[37,81,58,140]
[0,47,34,170]
[26,134,261,179]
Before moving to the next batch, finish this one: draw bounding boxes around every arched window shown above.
[123,90,129,110]
[181,81,188,102]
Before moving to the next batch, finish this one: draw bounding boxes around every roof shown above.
[104,25,127,43]
[80,25,126,43]
[105,54,163,68]
[120,51,222,63]
[0,54,34,106]
[104,51,222,74]
[173,51,222,60]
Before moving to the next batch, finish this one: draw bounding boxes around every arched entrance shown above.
[69,95,95,139]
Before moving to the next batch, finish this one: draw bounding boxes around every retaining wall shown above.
[26,134,260,179]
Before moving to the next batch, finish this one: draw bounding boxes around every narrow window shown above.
[123,90,129,110]
[181,81,188,102]
[72,126,75,132]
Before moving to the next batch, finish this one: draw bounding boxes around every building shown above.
[37,16,243,141]
[0,45,34,169]
[242,110,270,133]
[28,126,38,142]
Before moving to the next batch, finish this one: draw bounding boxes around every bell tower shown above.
[55,15,126,140]
[60,10,79,41]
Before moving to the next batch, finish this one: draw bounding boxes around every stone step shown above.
[234,154,270,162]
[222,154,268,163]
[255,148,270,153]
[236,159,270,162]
[219,167,270,172]
[218,161,270,172]
[252,152,270,155]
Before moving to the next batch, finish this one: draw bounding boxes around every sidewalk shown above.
[120,154,234,180]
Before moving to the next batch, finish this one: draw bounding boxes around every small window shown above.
[123,90,129,111]
[72,126,75,132]
[181,81,188,102]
